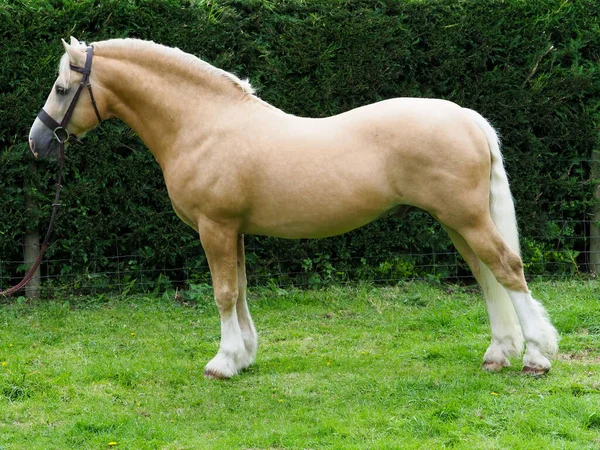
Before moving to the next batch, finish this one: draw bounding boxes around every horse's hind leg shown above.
[444,227,523,371]
[456,219,558,374]
[236,235,258,362]
[199,221,254,379]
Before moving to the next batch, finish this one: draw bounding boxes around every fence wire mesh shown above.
[1,217,597,296]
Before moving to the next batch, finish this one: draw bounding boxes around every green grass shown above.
[0,281,599,449]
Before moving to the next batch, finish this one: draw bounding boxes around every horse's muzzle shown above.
[28,134,62,159]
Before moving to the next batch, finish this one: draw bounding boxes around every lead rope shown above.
[0,144,65,297]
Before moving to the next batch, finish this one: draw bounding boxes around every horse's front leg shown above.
[236,234,258,363]
[199,221,254,379]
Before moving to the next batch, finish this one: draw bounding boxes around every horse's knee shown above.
[214,285,238,313]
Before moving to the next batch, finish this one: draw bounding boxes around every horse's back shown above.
[229,97,490,237]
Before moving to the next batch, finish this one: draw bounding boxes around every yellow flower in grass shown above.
[108,442,117,447]
[1,361,7,367]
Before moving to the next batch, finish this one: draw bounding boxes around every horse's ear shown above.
[69,36,80,47]
[61,38,85,67]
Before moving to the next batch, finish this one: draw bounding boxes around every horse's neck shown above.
[97,48,246,168]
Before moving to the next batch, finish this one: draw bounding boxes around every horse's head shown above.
[29,37,104,158]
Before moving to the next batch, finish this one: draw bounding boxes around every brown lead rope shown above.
[0,145,65,297]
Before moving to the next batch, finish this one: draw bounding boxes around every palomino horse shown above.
[29,38,558,379]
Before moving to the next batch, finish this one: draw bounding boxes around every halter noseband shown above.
[37,46,103,144]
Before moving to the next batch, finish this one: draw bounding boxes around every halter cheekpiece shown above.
[37,46,103,143]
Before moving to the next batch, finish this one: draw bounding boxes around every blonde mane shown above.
[59,38,255,96]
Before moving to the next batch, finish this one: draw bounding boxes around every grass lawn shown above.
[0,280,599,449]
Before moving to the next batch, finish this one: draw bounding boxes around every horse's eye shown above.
[55,86,68,96]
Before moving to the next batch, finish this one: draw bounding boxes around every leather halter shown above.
[37,46,103,144]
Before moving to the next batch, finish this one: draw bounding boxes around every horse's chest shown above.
[163,174,200,230]
[169,196,197,230]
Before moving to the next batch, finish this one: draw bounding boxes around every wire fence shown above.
[1,217,598,297]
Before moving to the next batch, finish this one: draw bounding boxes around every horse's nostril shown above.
[29,138,38,158]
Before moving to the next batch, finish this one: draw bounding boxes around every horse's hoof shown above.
[521,365,550,377]
[482,361,507,372]
[204,368,229,380]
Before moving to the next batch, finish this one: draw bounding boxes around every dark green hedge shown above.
[1,0,599,290]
